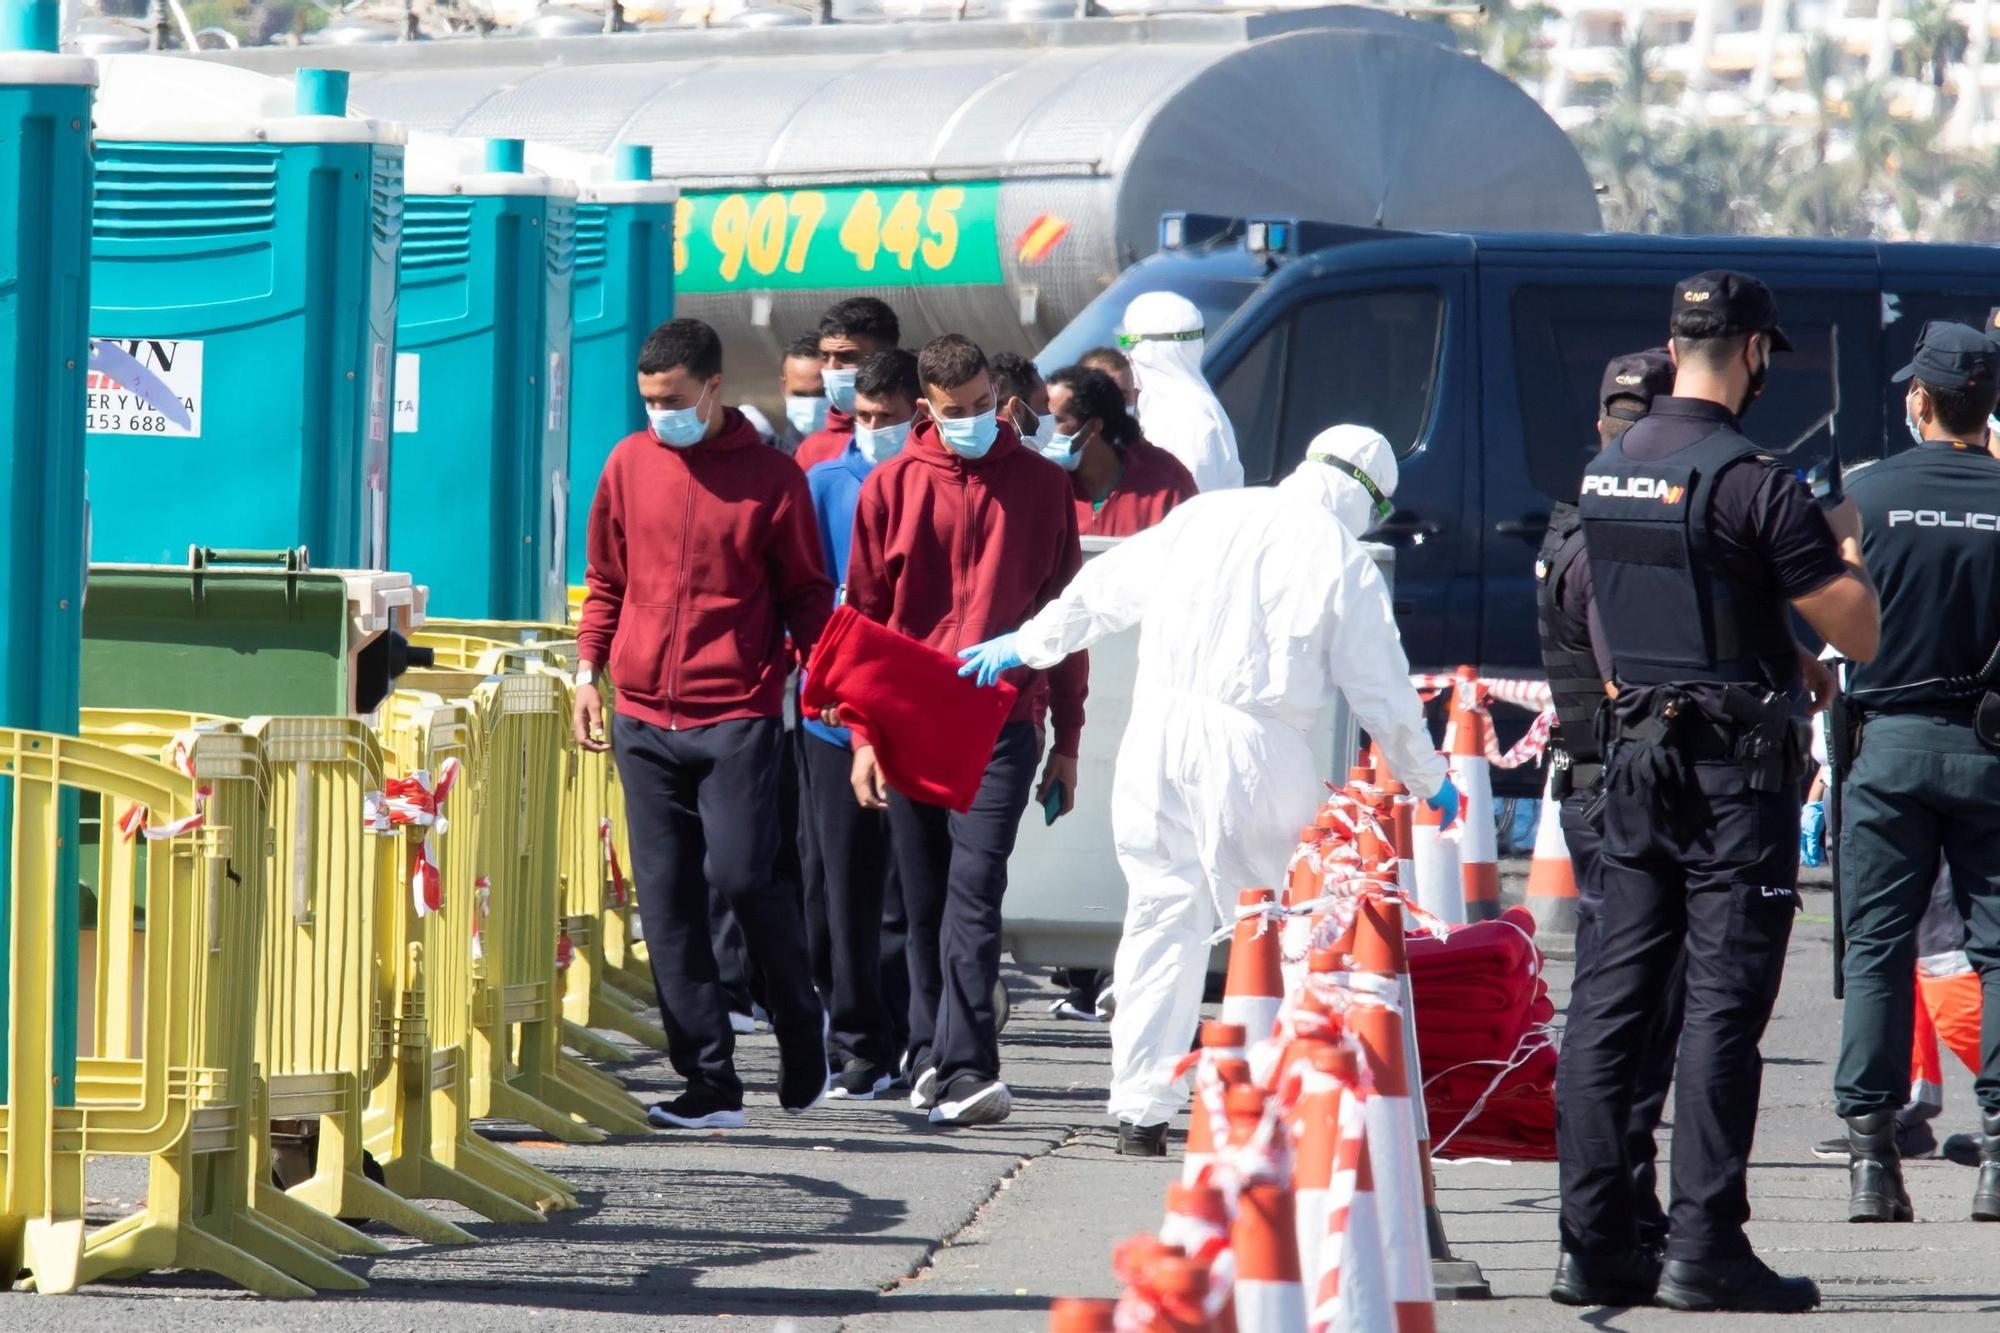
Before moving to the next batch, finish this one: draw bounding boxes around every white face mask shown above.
[648,383,712,449]
[1028,412,1057,448]
[785,394,829,436]
[1908,411,1925,448]
[823,366,858,414]
[855,418,911,465]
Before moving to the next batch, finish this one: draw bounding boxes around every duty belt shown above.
[1611,684,1809,794]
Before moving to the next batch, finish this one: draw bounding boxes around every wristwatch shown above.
[576,663,596,686]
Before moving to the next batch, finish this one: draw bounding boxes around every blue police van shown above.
[1044,219,2000,686]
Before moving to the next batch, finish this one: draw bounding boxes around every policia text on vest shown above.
[1551,270,1879,1315]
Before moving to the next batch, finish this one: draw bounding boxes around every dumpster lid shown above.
[405,131,580,199]
[0,52,98,86]
[93,55,403,145]
[525,142,678,206]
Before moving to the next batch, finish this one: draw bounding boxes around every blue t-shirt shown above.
[803,443,876,748]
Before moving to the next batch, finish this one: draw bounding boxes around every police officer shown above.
[1553,272,1880,1312]
[1540,345,1684,1260]
[1836,321,2000,1225]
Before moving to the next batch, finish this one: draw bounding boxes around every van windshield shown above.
[1036,265,1261,374]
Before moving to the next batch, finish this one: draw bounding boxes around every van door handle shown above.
[1373,511,1439,544]
[1494,512,1549,540]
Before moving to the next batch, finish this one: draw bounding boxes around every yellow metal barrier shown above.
[247,716,473,1251]
[369,693,576,1218]
[0,730,216,1293]
[73,713,361,1296]
[463,674,650,1140]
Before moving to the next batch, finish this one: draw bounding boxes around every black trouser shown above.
[706,724,810,1019]
[1557,756,1800,1263]
[802,731,899,1067]
[881,859,910,1060]
[890,721,1038,1094]
[1556,788,1687,1250]
[613,714,821,1103]
[707,898,756,1018]
[1837,713,2000,1116]
[791,724,834,1005]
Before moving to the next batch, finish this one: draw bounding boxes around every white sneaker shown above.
[728,1011,757,1035]
[1049,998,1103,1023]
[910,1066,938,1111]
[928,1079,1013,1127]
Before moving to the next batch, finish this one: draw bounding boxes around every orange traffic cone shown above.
[1222,887,1285,1047]
[1409,778,1463,927]
[1223,1084,1306,1332]
[1049,1296,1117,1332]
[1185,1021,1249,1187]
[1284,826,1332,997]
[1523,763,1578,948]
[1347,763,1376,789]
[1161,1182,1237,1333]
[1445,668,1499,922]
[1293,1044,1355,1297]
[1381,778,1417,895]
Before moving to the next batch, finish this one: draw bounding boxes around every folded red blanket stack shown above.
[1407,906,1557,1160]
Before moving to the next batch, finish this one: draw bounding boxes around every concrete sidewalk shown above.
[19,881,2000,1330]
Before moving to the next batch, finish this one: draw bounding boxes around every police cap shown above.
[1891,320,2000,391]
[1670,270,1793,351]
[1598,347,1675,421]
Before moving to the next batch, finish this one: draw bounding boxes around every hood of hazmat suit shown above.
[1289,424,1399,540]
[1122,291,1245,494]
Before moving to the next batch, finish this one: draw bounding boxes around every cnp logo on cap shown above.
[1682,289,1712,303]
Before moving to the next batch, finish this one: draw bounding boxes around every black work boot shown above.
[1548,1249,1662,1307]
[1655,1255,1820,1313]
[1973,1109,2000,1221]
[1847,1110,1915,1223]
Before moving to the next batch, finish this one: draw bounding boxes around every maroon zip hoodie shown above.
[845,417,1087,757]
[578,406,834,730]
[794,407,855,471]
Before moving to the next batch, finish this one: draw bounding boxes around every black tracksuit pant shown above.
[1557,755,1799,1264]
[1556,787,1688,1250]
[802,730,899,1068]
[889,721,1038,1096]
[613,713,821,1104]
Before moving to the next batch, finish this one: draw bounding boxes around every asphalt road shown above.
[17,874,2000,1330]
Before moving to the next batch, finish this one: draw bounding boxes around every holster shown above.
[1978,690,2000,754]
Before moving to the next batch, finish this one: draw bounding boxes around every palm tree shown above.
[1481,0,1560,86]
[1656,123,1778,234]
[1933,147,2000,240]
[1903,0,1971,91]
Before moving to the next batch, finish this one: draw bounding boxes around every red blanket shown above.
[800,606,1019,813]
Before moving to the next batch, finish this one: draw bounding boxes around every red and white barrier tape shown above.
[362,758,463,917]
[118,731,210,842]
[470,874,492,960]
[600,816,629,908]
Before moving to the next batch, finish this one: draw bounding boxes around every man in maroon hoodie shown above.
[574,318,835,1130]
[844,334,1086,1127]
[795,297,902,471]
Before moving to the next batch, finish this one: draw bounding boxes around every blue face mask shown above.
[1908,411,1925,448]
[786,394,829,436]
[936,407,1000,460]
[1027,412,1056,448]
[855,418,911,465]
[823,367,857,414]
[1040,431,1084,472]
[648,384,711,449]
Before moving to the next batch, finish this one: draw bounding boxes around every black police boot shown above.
[1655,1255,1821,1313]
[1548,1249,1662,1307]
[1972,1109,2000,1221]
[1116,1121,1168,1158]
[1846,1111,1915,1223]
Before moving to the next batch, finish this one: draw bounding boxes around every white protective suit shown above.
[1123,291,1245,494]
[1013,425,1446,1127]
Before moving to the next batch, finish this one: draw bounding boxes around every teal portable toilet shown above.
[390,134,574,621]
[85,58,403,569]
[527,143,675,589]
[1,2,95,1108]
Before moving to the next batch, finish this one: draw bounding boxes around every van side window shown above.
[1285,289,1443,463]
[1213,322,1287,485]
[1512,284,1841,501]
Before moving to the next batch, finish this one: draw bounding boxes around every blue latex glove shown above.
[1427,775,1461,831]
[1800,801,1827,868]
[956,633,1024,687]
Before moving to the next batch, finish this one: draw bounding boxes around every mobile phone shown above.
[1042,780,1068,826]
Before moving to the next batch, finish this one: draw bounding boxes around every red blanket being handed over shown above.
[800,605,1019,813]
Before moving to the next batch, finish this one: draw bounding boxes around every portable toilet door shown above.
[85,59,404,569]
[525,142,676,592]
[391,135,576,622]
[1,36,92,736]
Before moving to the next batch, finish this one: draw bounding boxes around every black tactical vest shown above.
[1579,430,1795,688]
[1535,503,1604,766]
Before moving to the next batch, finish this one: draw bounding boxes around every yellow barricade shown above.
[410,630,665,1059]
[462,674,650,1140]
[369,693,576,1218]
[73,713,363,1296]
[247,716,473,1251]
[0,730,220,1293]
